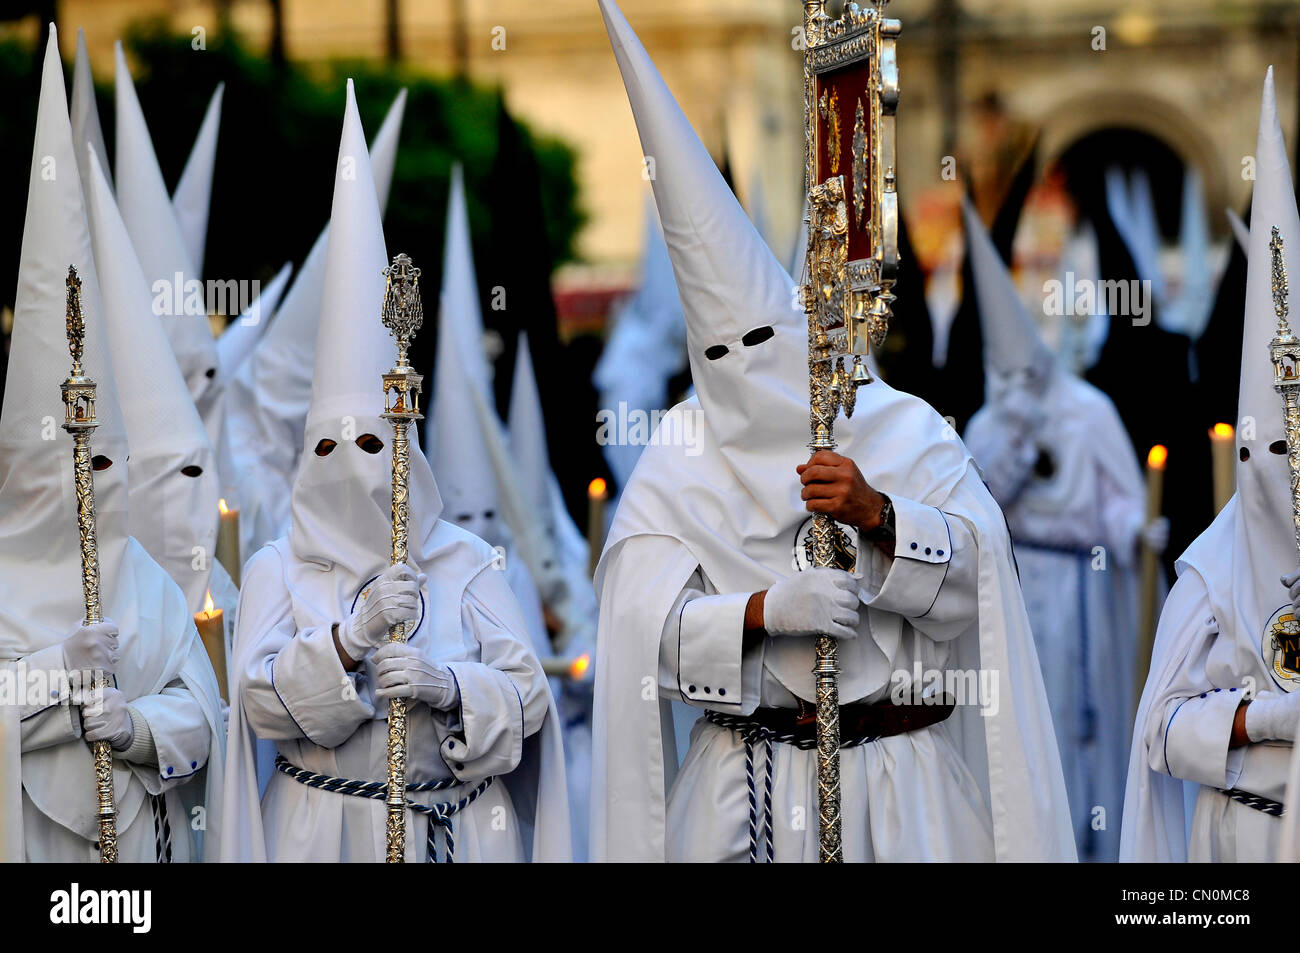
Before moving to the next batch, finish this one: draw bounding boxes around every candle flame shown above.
[569,653,591,680]
[203,590,215,616]
[1212,422,1234,439]
[588,477,607,498]
[1147,445,1168,470]
[218,498,230,515]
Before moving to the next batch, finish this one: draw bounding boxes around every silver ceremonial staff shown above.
[59,265,118,863]
[800,0,901,862]
[379,253,425,863]
[1268,227,1300,555]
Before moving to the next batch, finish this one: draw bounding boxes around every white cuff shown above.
[863,496,952,619]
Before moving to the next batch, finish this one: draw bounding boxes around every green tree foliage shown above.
[0,20,583,320]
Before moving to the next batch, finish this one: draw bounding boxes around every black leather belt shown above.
[705,694,956,750]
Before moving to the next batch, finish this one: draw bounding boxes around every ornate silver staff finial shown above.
[1272,226,1292,341]
[381,253,424,370]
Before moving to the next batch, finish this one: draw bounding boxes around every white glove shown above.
[1244,690,1300,743]
[980,433,1037,506]
[336,563,426,662]
[371,642,459,711]
[1283,567,1300,614]
[764,568,860,640]
[61,619,119,675]
[82,686,134,751]
[1140,516,1170,554]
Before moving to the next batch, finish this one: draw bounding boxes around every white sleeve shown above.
[235,548,375,749]
[122,651,213,793]
[861,494,978,641]
[1143,579,1244,789]
[9,645,82,752]
[439,565,551,785]
[657,564,763,712]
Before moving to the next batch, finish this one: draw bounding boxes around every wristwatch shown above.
[866,494,895,543]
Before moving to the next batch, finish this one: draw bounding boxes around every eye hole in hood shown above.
[356,434,384,454]
[741,326,774,347]
[704,344,729,361]
[91,455,113,471]
[314,439,337,457]
[180,464,203,477]
[1270,439,1288,455]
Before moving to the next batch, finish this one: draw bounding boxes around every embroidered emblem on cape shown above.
[793,516,858,573]
[1262,604,1300,692]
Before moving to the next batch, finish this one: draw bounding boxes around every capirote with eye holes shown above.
[704,325,777,361]
[315,434,386,456]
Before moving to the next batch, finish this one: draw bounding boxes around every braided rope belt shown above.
[1218,787,1285,817]
[150,794,172,863]
[275,754,493,862]
[704,710,880,863]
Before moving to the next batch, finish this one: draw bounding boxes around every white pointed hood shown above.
[172,83,224,276]
[1128,167,1167,303]
[594,195,685,391]
[71,29,110,196]
[0,27,130,657]
[426,164,505,546]
[0,29,225,863]
[1123,67,1300,860]
[113,41,219,412]
[1227,67,1300,592]
[289,80,441,585]
[1162,167,1212,338]
[962,195,1054,387]
[599,0,815,518]
[215,260,291,383]
[509,332,551,521]
[84,147,219,614]
[223,89,406,553]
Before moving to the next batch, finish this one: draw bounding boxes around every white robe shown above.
[592,396,1075,863]
[965,373,1145,860]
[645,529,995,862]
[1122,554,1290,862]
[220,533,570,862]
[1,539,225,862]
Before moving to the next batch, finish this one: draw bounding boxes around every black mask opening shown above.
[1240,446,1250,462]
[180,464,203,477]
[91,455,113,472]
[205,367,217,379]
[356,434,384,454]
[314,439,337,457]
[1032,448,1056,480]
[704,344,729,361]
[1270,440,1288,455]
[742,326,775,347]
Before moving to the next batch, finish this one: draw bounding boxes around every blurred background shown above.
[0,0,1298,537]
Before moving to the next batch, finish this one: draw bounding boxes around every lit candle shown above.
[216,498,241,588]
[195,590,228,703]
[1134,444,1167,711]
[1209,423,1235,514]
[539,652,592,681]
[587,477,608,578]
